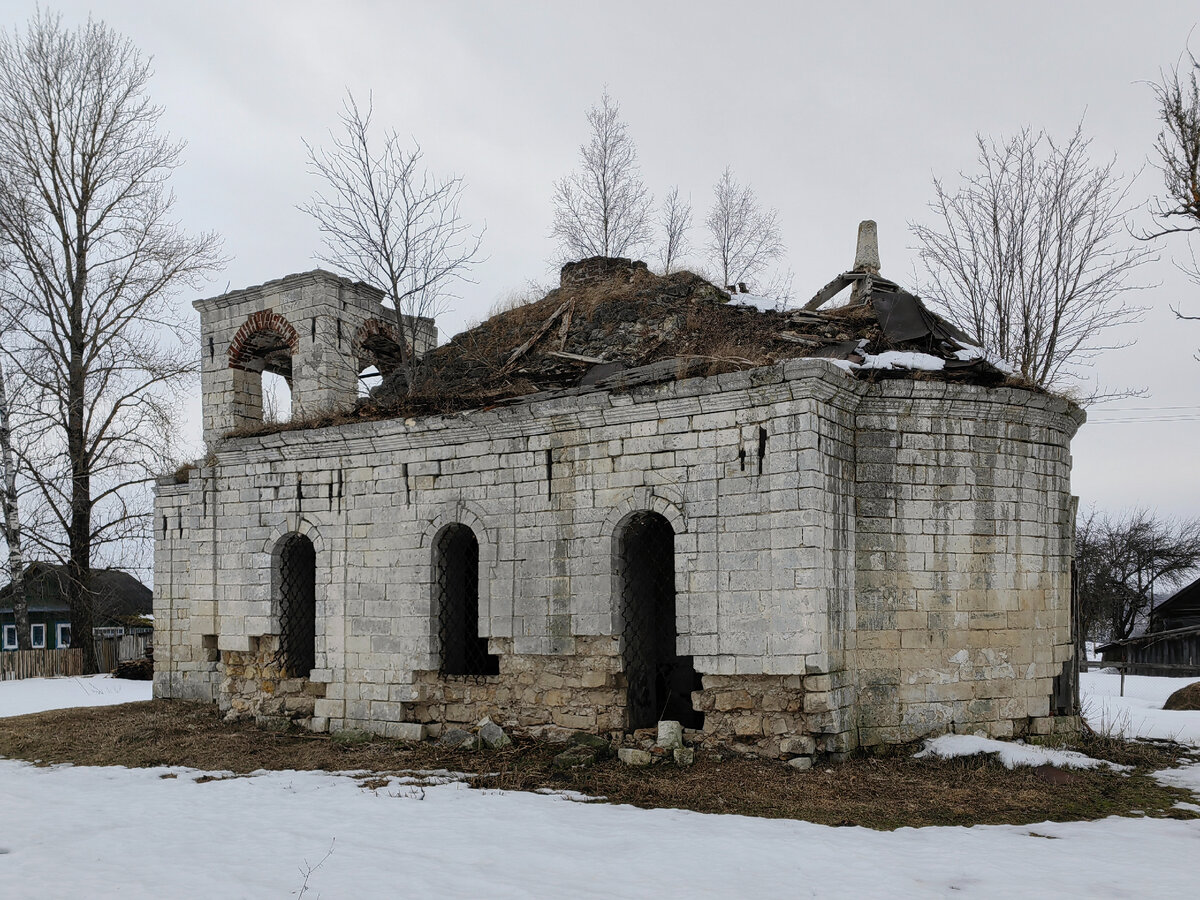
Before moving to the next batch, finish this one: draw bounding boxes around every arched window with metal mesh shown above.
[618,511,702,730]
[435,524,498,677]
[275,533,316,676]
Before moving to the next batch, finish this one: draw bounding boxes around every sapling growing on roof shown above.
[303,92,483,395]
[551,90,654,262]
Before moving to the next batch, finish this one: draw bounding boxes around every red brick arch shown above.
[353,318,408,375]
[228,310,300,371]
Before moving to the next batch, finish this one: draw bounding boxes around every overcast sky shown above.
[36,0,1200,519]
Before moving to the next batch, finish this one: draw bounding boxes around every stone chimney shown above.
[852,220,880,274]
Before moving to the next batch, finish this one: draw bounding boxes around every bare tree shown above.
[705,167,785,291]
[1145,51,1200,335]
[0,345,30,650]
[1146,52,1200,244]
[657,186,691,275]
[1075,508,1200,643]
[551,90,653,261]
[0,12,221,671]
[912,125,1153,393]
[303,92,482,394]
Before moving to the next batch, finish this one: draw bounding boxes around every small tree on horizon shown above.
[303,92,483,394]
[551,89,653,262]
[704,166,785,292]
[657,186,692,275]
[911,125,1153,395]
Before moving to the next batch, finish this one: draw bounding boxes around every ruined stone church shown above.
[153,225,1083,762]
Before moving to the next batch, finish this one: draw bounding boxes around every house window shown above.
[30,623,46,649]
[57,623,71,649]
[2,625,15,650]
[434,524,497,676]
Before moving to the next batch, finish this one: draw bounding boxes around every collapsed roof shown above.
[369,221,1017,417]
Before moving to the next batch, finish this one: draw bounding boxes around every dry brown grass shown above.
[1,700,1196,830]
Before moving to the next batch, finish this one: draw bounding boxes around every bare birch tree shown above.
[0,12,221,670]
[551,90,653,261]
[657,186,691,275]
[705,167,784,291]
[911,126,1153,393]
[303,92,483,394]
[0,335,30,649]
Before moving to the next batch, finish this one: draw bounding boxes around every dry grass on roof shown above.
[226,266,1020,440]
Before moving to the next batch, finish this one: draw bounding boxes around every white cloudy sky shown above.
[34,0,1200,518]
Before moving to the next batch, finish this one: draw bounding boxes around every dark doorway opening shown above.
[619,512,702,730]
[436,524,499,677]
[276,533,316,676]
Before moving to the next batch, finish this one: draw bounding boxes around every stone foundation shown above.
[219,635,326,726]
[407,636,626,733]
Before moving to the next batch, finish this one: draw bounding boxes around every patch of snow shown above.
[1,760,1199,899]
[1081,673,1200,745]
[914,734,1130,771]
[0,674,152,718]
[856,350,946,372]
[953,341,1016,375]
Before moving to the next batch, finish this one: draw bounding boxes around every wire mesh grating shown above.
[275,533,316,676]
[619,512,702,729]
[436,524,498,677]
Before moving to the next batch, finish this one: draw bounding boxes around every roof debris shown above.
[367,249,1019,418]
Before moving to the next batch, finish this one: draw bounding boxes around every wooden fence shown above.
[1,632,151,681]
[93,633,151,672]
[0,648,84,680]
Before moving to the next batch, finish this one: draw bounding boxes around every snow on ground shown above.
[1,760,1198,900]
[1081,672,1200,744]
[0,674,152,718]
[915,734,1131,771]
[0,674,1197,897]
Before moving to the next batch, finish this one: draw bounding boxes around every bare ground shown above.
[1,700,1197,831]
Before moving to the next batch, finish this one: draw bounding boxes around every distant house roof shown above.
[0,562,151,622]
[1151,575,1200,631]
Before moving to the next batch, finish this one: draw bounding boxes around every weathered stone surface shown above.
[787,756,813,771]
[673,747,694,767]
[391,722,427,742]
[618,748,653,767]
[478,718,512,749]
[553,745,600,770]
[568,731,611,755]
[437,728,480,750]
[657,720,684,750]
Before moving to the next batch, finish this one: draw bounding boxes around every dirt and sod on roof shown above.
[232,258,1027,437]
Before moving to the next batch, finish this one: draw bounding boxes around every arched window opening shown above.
[618,512,702,730]
[276,533,316,676]
[435,524,498,677]
[357,364,380,399]
[262,370,293,422]
[228,312,300,426]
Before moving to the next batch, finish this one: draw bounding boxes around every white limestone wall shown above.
[852,382,1084,745]
[153,357,1084,746]
[156,359,862,731]
[195,270,435,444]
